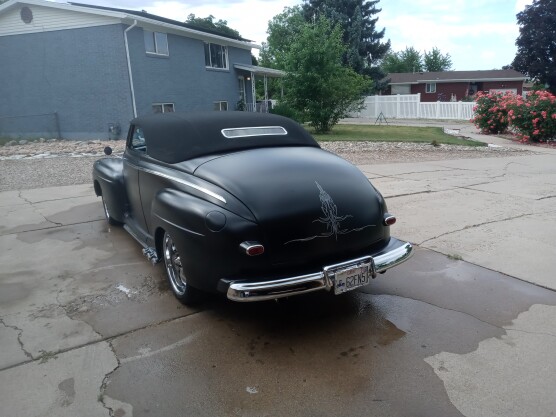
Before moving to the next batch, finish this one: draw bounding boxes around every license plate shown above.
[333,264,372,295]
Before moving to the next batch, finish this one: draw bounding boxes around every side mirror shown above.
[104,146,113,156]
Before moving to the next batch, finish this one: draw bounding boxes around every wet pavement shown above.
[1,145,556,417]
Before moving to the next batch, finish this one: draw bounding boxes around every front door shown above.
[122,126,150,241]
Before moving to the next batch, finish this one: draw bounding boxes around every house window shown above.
[204,43,228,69]
[214,101,228,111]
[426,83,436,93]
[152,103,175,113]
[144,30,169,56]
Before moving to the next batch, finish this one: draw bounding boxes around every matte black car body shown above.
[93,112,413,303]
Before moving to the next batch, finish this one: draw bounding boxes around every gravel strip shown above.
[0,140,533,192]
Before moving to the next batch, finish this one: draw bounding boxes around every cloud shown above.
[515,0,533,12]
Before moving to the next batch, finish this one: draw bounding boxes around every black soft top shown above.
[132,112,320,164]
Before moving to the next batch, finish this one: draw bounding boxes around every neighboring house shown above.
[0,0,283,139]
[384,70,527,102]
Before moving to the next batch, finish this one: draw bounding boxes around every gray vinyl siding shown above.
[126,26,253,115]
[0,20,254,140]
[0,24,133,139]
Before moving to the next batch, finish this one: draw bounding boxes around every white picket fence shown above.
[354,93,475,120]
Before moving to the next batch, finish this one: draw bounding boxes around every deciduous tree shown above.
[185,14,242,39]
[423,47,452,72]
[282,17,370,133]
[382,47,423,73]
[382,47,452,73]
[512,0,556,93]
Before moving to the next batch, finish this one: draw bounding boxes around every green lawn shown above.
[310,124,485,147]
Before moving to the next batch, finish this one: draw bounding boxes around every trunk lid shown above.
[194,147,387,265]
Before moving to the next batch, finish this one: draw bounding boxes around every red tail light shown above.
[383,214,396,226]
[240,241,265,256]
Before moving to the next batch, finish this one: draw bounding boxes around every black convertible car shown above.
[93,112,412,304]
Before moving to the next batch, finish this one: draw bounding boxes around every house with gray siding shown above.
[0,0,282,139]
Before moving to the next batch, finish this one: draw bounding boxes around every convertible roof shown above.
[132,112,319,164]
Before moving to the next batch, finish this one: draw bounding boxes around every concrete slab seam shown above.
[387,293,505,332]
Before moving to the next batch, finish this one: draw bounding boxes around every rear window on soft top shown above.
[221,126,288,139]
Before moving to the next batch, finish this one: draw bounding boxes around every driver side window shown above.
[130,127,146,152]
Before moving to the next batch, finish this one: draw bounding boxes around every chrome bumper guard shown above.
[226,239,413,302]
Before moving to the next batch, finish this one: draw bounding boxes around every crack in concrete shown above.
[538,195,556,201]
[0,309,203,372]
[99,340,121,417]
[0,316,34,360]
[419,211,556,245]
[506,328,556,339]
[0,218,103,237]
[17,190,63,228]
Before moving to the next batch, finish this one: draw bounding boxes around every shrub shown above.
[472,90,556,142]
[505,90,556,142]
[270,102,305,123]
[471,91,511,134]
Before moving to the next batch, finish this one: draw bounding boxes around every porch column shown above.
[251,72,257,112]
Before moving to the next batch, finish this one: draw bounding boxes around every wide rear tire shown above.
[162,231,201,305]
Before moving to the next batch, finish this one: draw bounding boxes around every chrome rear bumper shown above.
[226,239,413,302]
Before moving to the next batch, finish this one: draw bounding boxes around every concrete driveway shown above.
[1,141,556,417]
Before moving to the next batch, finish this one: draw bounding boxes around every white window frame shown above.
[144,30,169,56]
[152,103,175,113]
[213,101,228,111]
[426,83,436,93]
[205,43,229,69]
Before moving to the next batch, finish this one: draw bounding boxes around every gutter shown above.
[124,20,138,118]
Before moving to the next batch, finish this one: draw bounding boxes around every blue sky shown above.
[83,0,532,71]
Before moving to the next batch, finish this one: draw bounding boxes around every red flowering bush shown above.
[472,90,556,142]
[471,91,511,134]
[505,90,556,142]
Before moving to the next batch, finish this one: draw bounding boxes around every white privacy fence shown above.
[354,94,475,120]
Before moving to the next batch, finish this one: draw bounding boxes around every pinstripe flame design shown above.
[285,182,375,245]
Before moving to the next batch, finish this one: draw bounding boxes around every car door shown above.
[122,125,150,242]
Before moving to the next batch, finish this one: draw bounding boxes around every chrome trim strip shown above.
[153,213,205,237]
[125,160,227,203]
[227,241,413,302]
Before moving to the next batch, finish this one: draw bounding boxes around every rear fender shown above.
[151,189,262,292]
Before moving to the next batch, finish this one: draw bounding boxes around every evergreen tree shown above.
[302,0,390,90]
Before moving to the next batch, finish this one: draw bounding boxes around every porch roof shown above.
[234,64,285,78]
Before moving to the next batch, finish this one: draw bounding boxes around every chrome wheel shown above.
[163,232,187,296]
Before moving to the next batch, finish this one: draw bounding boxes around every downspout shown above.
[124,20,138,118]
